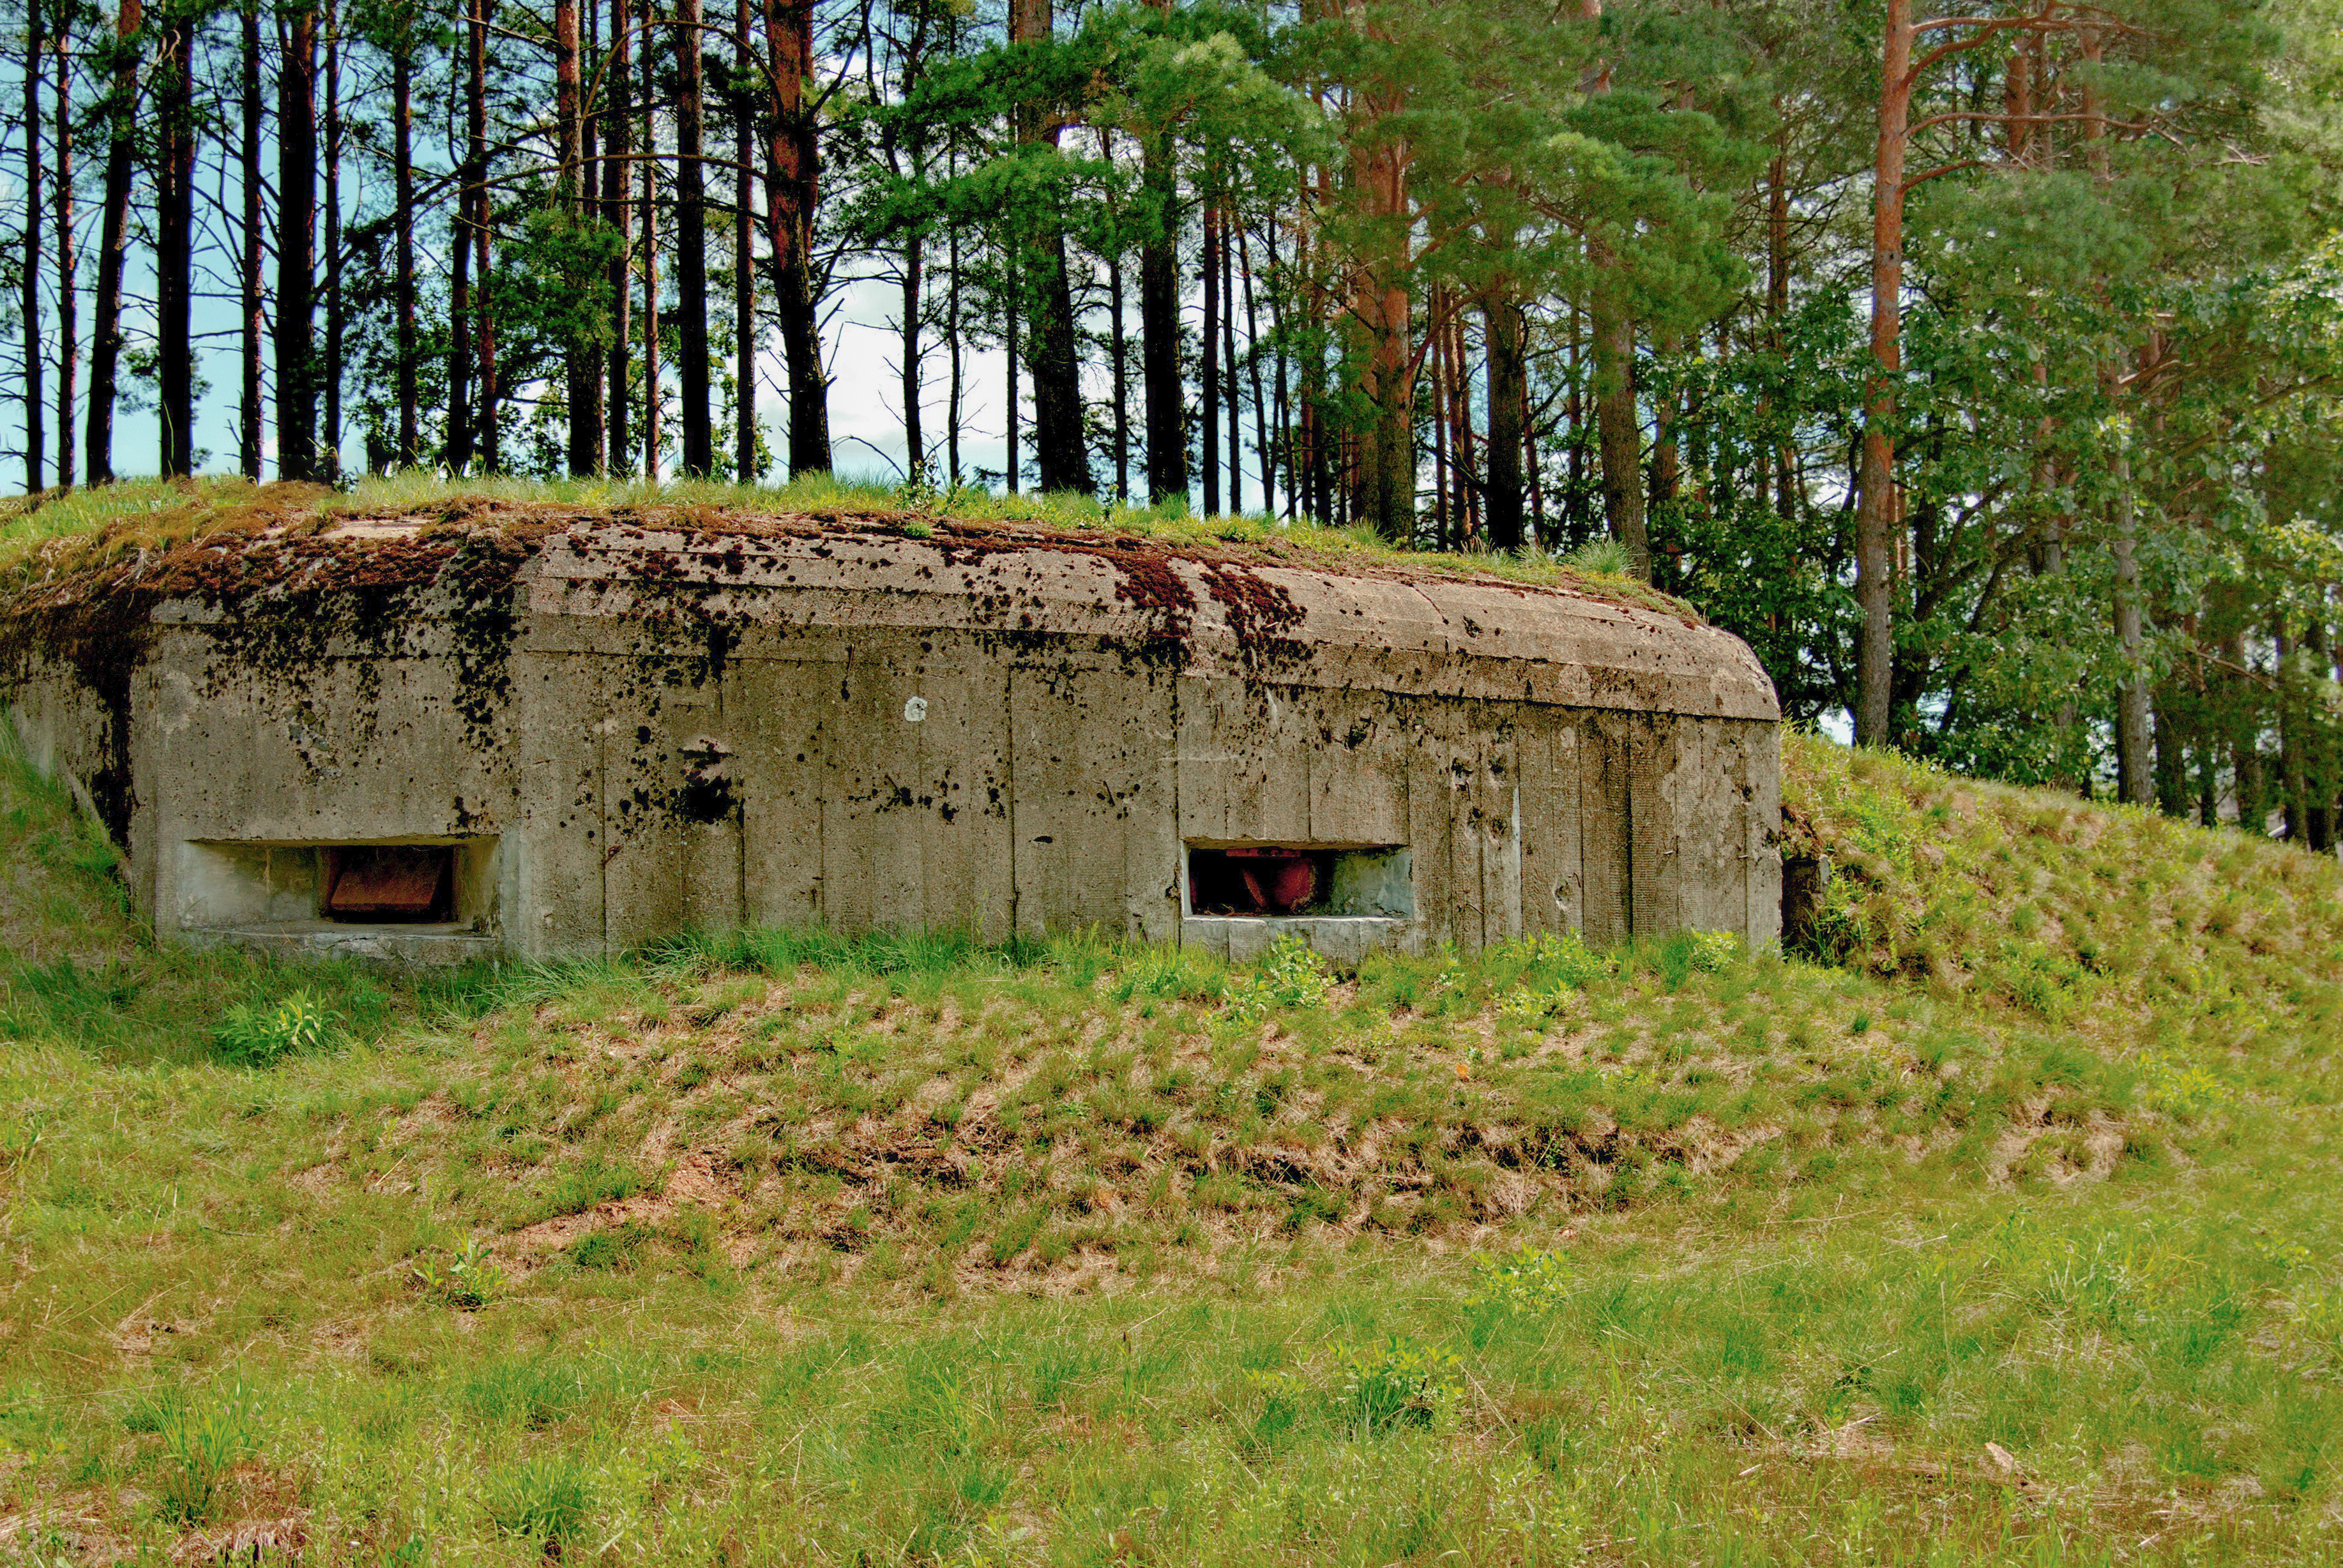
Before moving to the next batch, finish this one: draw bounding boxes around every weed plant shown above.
[211,990,338,1067]
[132,1387,261,1527]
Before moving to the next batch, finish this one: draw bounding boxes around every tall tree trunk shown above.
[2006,26,2036,165]
[582,0,598,222]
[1201,196,1219,515]
[1009,0,1086,494]
[604,0,630,471]
[239,0,264,477]
[2276,616,2309,841]
[564,0,605,472]
[1563,302,1584,540]
[1347,104,1414,541]
[2312,607,2339,851]
[1350,278,1414,539]
[1303,162,1332,524]
[883,0,930,483]
[2152,697,2185,818]
[156,8,193,476]
[557,0,593,474]
[469,0,497,470]
[1004,245,1019,493]
[1580,0,1645,573]
[897,237,921,478]
[946,135,962,483]
[1768,142,1796,522]
[2084,37,2158,806]
[1224,207,1241,514]
[1765,145,1789,325]
[1266,212,1291,518]
[674,0,711,475]
[446,149,474,469]
[1138,115,1184,504]
[322,10,342,478]
[51,11,73,488]
[22,0,43,493]
[577,0,605,469]
[85,0,137,485]
[642,40,660,476]
[1443,309,1462,534]
[2220,628,2261,831]
[1526,360,1543,543]
[277,8,318,480]
[2110,441,2153,806]
[1483,283,1524,551]
[1649,328,1681,554]
[1240,220,1269,519]
[1432,298,1450,545]
[1854,0,1912,747]
[393,17,418,463]
[1105,131,1125,501]
[734,0,757,481]
[762,0,828,472]
[1588,275,1644,571]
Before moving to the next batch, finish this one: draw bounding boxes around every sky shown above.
[8,224,1273,506]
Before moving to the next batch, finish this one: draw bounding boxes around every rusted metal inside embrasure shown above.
[323,847,453,922]
[1189,847,1334,916]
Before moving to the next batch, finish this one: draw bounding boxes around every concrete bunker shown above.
[0,507,1783,963]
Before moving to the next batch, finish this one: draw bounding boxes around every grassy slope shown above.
[0,735,2339,1564]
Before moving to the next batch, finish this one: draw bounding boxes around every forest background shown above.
[0,0,2340,839]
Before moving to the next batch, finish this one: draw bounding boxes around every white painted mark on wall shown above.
[902,697,929,723]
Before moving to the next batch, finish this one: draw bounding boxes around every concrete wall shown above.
[3,520,1783,962]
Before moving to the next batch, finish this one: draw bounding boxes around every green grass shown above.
[0,469,1688,613]
[1,734,2341,1563]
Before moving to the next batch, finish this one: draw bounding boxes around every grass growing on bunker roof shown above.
[0,471,1694,615]
[3,737,2343,1562]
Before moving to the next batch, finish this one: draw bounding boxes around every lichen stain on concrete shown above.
[1,501,1783,962]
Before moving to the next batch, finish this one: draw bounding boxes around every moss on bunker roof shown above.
[0,472,1702,622]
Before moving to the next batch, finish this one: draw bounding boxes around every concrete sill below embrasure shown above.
[1178,916,1418,963]
[179,923,501,966]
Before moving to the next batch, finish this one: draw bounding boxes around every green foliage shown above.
[1560,538,1632,576]
[526,1159,652,1224]
[211,990,339,1068]
[1107,942,1224,1004]
[1222,935,1331,1019]
[568,1222,649,1272]
[1489,930,1616,990]
[1465,1244,1573,1316]
[146,1387,261,1527]
[481,1452,596,1544]
[1494,981,1572,1028]
[1335,1336,1462,1433]
[1786,732,2343,1062]
[1646,929,1739,991]
[460,1357,597,1430]
[412,1240,507,1308]
[2287,1287,2343,1366]
[2132,1050,2236,1120]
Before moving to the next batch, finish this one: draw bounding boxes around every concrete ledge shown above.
[179,923,505,966]
[1179,916,1418,964]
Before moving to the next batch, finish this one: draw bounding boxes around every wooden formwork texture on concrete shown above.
[1,520,1782,961]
